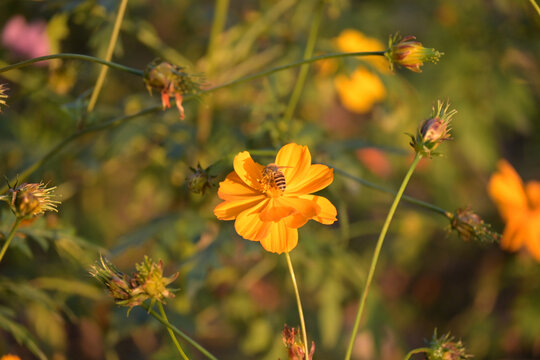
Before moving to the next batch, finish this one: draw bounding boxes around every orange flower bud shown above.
[386,33,443,72]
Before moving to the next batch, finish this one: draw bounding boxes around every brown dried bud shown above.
[6,182,59,219]
[187,163,215,195]
[282,324,315,360]
[449,207,501,243]
[409,100,456,157]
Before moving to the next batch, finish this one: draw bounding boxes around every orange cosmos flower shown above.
[488,159,540,261]
[214,143,337,254]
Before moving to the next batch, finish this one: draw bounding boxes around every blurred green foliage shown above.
[0,0,539,359]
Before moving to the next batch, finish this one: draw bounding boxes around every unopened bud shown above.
[187,163,215,195]
[428,331,472,360]
[386,33,443,73]
[449,207,501,243]
[409,100,456,157]
[282,324,315,360]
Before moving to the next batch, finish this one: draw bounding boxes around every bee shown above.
[262,163,288,192]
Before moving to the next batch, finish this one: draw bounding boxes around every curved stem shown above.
[0,54,143,77]
[404,347,431,360]
[86,0,130,117]
[143,303,218,360]
[282,1,323,129]
[0,218,22,265]
[344,153,423,360]
[285,252,309,360]
[157,302,190,360]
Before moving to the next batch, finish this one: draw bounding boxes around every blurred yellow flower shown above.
[334,29,389,73]
[334,67,386,114]
[214,143,337,254]
[488,159,540,261]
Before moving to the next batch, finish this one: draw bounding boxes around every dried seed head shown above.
[282,324,315,360]
[143,58,203,120]
[410,100,456,157]
[6,182,59,219]
[386,33,443,72]
[449,207,501,243]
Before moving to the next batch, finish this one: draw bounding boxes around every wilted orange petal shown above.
[234,151,265,191]
[218,172,262,201]
[287,165,334,195]
[488,159,528,219]
[525,181,540,208]
[259,221,298,254]
[235,200,272,241]
[275,143,311,187]
[214,196,266,220]
[501,216,525,252]
[298,195,337,224]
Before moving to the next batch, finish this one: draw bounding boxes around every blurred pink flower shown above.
[2,15,50,61]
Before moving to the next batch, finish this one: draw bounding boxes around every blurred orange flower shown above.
[334,67,386,114]
[334,29,389,73]
[214,143,337,254]
[0,355,21,360]
[488,159,540,261]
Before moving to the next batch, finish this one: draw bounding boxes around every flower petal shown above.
[501,216,526,252]
[525,181,540,209]
[525,215,540,261]
[298,195,337,224]
[488,159,528,220]
[287,164,334,195]
[259,221,298,254]
[284,213,310,229]
[259,198,295,222]
[234,200,272,241]
[275,143,311,188]
[218,171,263,201]
[234,151,265,191]
[214,196,266,220]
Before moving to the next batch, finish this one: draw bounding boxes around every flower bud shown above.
[134,256,178,303]
[386,33,443,72]
[282,324,315,360]
[409,100,456,157]
[5,182,59,219]
[449,207,501,243]
[0,84,8,112]
[187,163,215,195]
[143,58,202,120]
[428,332,472,360]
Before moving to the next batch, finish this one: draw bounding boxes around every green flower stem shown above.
[208,0,230,55]
[143,303,218,360]
[530,0,540,16]
[344,153,423,360]
[86,0,129,117]
[281,1,323,129]
[0,218,22,265]
[201,50,386,96]
[0,51,385,193]
[285,252,309,360]
[0,54,143,77]
[157,302,190,360]
[404,347,431,360]
[331,165,450,217]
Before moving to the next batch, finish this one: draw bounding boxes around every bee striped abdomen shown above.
[262,163,287,192]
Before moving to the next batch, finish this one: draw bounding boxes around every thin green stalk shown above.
[204,51,386,95]
[0,54,143,76]
[285,252,309,360]
[530,0,540,16]
[0,218,22,264]
[157,302,189,360]
[404,347,431,360]
[282,1,323,127]
[86,0,129,116]
[208,0,230,55]
[143,303,218,360]
[344,153,423,360]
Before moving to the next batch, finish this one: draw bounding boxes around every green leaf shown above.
[0,311,48,360]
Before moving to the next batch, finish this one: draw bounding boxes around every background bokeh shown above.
[1,0,539,359]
